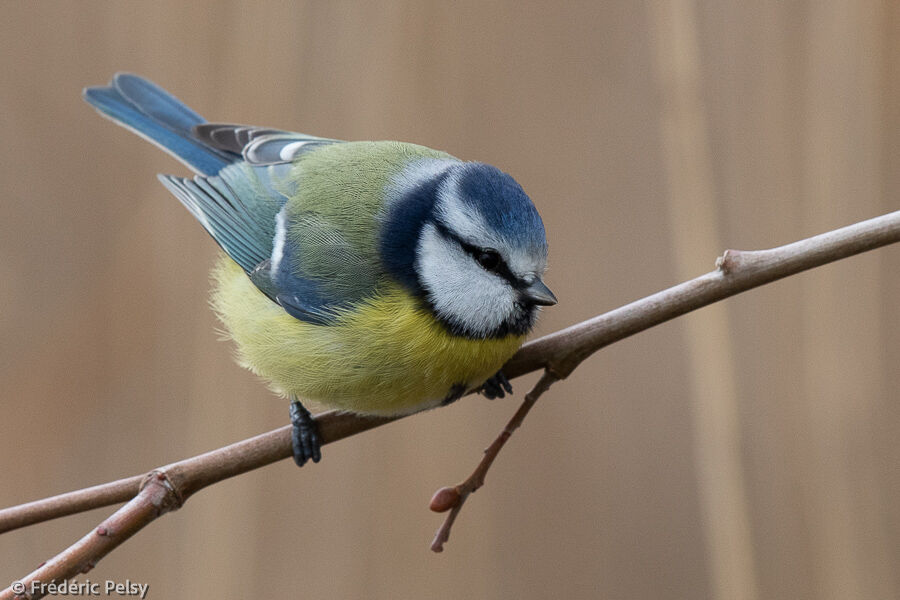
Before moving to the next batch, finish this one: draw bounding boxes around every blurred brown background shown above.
[1,2,898,599]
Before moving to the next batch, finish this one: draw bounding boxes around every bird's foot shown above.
[290,399,322,467]
[479,370,513,399]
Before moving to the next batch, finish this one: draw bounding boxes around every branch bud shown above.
[429,487,461,512]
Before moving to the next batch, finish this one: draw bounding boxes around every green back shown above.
[285,141,454,301]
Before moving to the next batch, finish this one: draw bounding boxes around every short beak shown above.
[523,279,558,306]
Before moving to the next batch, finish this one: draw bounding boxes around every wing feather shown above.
[84,74,382,328]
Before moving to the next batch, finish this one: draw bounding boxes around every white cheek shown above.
[416,225,517,337]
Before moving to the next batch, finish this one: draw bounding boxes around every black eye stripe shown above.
[431,220,522,286]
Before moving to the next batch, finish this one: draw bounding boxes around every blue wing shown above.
[84,73,352,324]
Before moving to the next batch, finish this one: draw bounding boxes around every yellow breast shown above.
[211,257,525,416]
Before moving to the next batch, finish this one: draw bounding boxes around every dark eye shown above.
[475,249,501,271]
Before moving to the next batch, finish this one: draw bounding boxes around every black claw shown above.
[441,384,467,407]
[290,399,322,467]
[499,372,513,394]
[480,370,513,400]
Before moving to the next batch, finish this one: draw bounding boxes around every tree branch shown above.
[1,209,897,597]
[504,209,900,379]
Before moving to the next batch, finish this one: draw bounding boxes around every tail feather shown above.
[83,73,303,280]
[83,73,233,175]
[113,73,207,133]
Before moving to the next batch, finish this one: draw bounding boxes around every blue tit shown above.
[83,74,556,466]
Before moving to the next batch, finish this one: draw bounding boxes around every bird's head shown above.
[382,160,555,339]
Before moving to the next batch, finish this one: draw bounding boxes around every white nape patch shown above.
[434,172,548,279]
[383,158,459,207]
[416,223,518,337]
[270,206,288,275]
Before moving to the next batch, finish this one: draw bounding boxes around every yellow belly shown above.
[211,257,525,416]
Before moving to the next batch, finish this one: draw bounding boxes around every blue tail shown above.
[83,73,233,175]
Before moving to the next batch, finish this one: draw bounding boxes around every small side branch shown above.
[4,473,180,600]
[430,370,558,552]
[0,412,395,536]
[0,476,143,535]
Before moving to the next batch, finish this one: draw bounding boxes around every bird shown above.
[83,73,556,467]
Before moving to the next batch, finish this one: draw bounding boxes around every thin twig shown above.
[429,370,558,552]
[0,475,144,535]
[0,210,897,594]
[0,413,395,536]
[7,473,179,600]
